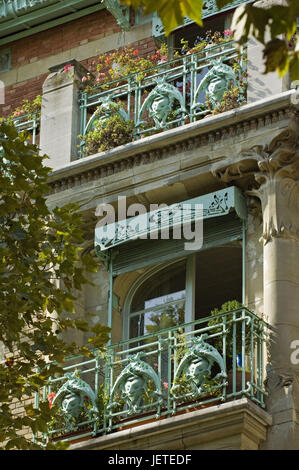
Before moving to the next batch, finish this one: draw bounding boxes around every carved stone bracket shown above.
[213,111,299,244]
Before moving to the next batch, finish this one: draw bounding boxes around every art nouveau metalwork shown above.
[171,335,227,398]
[95,186,247,252]
[193,58,237,109]
[85,96,129,135]
[107,353,162,415]
[137,77,186,129]
[43,308,270,443]
[52,371,98,431]
[80,42,246,148]
[152,0,253,37]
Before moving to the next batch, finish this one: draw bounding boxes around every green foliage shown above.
[207,300,245,361]
[211,86,242,115]
[0,122,110,449]
[80,115,134,156]
[1,95,42,122]
[230,0,299,81]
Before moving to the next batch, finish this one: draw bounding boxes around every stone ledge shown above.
[70,398,272,451]
[47,89,296,194]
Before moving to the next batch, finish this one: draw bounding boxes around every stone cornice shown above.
[48,89,297,195]
[69,398,272,450]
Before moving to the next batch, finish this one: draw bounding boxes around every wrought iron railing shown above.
[79,41,247,157]
[12,113,40,145]
[40,307,270,444]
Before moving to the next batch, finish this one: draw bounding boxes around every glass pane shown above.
[130,260,186,338]
[195,244,242,319]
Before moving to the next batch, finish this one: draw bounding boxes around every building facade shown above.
[1,0,299,450]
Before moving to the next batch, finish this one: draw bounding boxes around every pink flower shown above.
[82,76,88,83]
[13,110,24,118]
[224,29,233,37]
[159,56,167,63]
[163,382,168,389]
[153,363,158,368]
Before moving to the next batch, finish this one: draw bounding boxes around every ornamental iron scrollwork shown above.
[107,353,162,415]
[193,57,237,110]
[137,76,186,130]
[171,335,227,398]
[52,371,98,431]
[85,96,128,135]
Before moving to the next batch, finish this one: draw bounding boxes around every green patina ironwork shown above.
[107,352,162,415]
[194,57,237,109]
[105,0,130,31]
[137,76,186,129]
[41,308,271,444]
[79,41,247,153]
[152,0,254,37]
[52,371,98,431]
[85,96,129,135]
[171,335,226,398]
[0,112,40,145]
[13,113,40,145]
[95,186,247,252]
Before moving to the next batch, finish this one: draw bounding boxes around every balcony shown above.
[40,307,270,446]
[78,41,247,158]
[11,112,40,146]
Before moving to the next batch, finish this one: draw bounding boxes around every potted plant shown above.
[78,113,134,157]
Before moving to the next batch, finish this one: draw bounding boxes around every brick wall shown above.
[0,7,156,118]
[0,41,156,117]
[3,10,122,70]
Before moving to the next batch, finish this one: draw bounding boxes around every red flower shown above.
[64,64,72,72]
[105,57,111,64]
[48,392,56,409]
[132,49,139,56]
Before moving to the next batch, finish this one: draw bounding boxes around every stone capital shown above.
[214,112,299,244]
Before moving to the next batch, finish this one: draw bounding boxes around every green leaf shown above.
[263,38,289,76]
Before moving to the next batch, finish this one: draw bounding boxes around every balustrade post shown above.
[40,59,89,170]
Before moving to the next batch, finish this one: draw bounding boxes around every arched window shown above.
[125,243,242,340]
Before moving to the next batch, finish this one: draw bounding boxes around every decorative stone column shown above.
[213,107,299,448]
[40,59,88,170]
[246,113,299,449]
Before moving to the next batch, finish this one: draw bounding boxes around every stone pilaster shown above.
[247,113,299,448]
[213,109,299,448]
[40,59,88,170]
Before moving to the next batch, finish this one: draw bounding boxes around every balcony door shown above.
[125,243,242,340]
